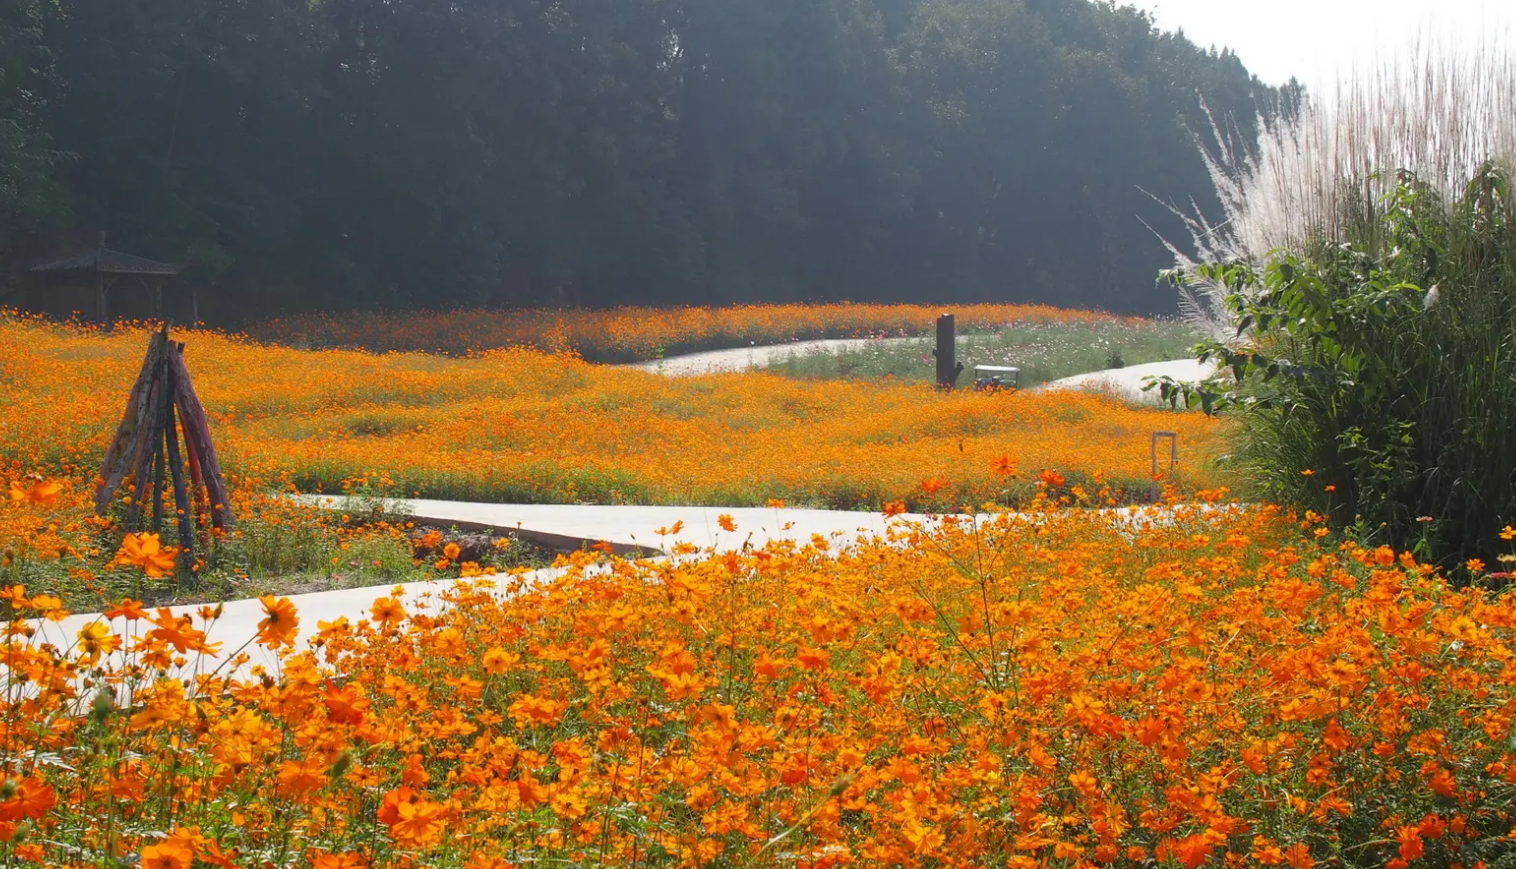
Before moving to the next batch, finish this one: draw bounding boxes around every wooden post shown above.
[163,361,196,572]
[1151,432,1178,502]
[150,437,165,534]
[95,271,107,324]
[153,279,164,320]
[169,341,234,531]
[933,313,963,389]
[96,331,170,513]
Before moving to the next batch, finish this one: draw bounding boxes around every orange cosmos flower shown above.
[26,594,66,621]
[1396,826,1424,862]
[717,514,736,532]
[1425,766,1458,798]
[482,647,519,675]
[8,478,61,506]
[919,477,948,495]
[378,787,447,848]
[113,532,179,578]
[138,843,193,869]
[1038,469,1066,488]
[311,854,368,869]
[1168,833,1217,869]
[323,681,370,725]
[0,776,55,822]
[76,621,121,664]
[1282,843,1313,868]
[991,455,1017,476]
[1068,769,1099,798]
[146,608,211,654]
[256,595,300,648]
[442,542,461,561]
[104,598,147,621]
[371,597,406,627]
[882,501,907,517]
[796,647,831,671]
[508,693,566,727]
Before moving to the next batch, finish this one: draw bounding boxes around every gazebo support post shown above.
[95,269,107,324]
[29,232,180,323]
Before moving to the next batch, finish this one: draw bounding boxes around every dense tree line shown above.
[0,0,1295,321]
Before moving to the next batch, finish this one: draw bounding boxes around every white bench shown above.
[972,365,1021,390]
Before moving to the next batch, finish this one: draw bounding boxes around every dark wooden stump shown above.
[933,313,964,390]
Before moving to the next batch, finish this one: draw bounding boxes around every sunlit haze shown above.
[1134,0,1514,87]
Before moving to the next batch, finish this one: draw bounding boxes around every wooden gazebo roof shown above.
[29,247,180,277]
[28,235,183,322]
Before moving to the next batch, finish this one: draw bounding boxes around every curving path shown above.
[1038,358,1221,403]
[30,500,923,680]
[632,339,1220,400]
[630,338,909,376]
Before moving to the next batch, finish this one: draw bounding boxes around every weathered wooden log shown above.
[95,330,168,514]
[180,415,210,540]
[150,437,165,534]
[162,374,196,571]
[124,368,168,529]
[167,342,234,531]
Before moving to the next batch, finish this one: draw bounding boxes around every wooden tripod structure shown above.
[95,327,233,574]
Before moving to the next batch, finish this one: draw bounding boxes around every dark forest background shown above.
[0,0,1297,322]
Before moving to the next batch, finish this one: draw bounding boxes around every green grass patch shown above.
[761,319,1202,384]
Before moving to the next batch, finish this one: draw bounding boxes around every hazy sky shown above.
[1133,0,1514,87]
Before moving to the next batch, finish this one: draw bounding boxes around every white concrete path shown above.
[30,501,919,682]
[631,338,907,376]
[635,339,1220,404]
[1040,358,1220,404]
[321,496,903,555]
[29,498,1232,690]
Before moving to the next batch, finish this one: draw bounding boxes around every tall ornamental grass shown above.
[1160,44,1516,569]
[1170,43,1516,334]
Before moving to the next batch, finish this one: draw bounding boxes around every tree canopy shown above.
[0,0,1295,320]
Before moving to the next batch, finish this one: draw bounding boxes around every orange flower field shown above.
[7,504,1516,867]
[247,302,1149,360]
[9,307,1511,867]
[0,313,1219,537]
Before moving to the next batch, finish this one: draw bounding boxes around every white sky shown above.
[1132,0,1514,88]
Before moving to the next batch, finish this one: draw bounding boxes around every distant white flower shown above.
[1424,284,1442,311]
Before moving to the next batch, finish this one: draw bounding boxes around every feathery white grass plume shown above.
[1169,38,1516,337]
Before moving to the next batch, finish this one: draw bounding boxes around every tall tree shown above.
[0,0,63,283]
[7,0,1291,319]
